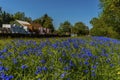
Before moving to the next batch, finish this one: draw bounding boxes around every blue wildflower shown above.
[71,54,76,58]
[35,66,42,75]
[0,55,5,59]
[0,62,2,64]
[91,70,96,76]
[84,61,89,66]
[64,66,71,71]
[0,66,8,71]
[38,78,41,80]
[12,58,17,64]
[110,64,114,67]
[106,58,111,63]
[69,60,75,67]
[40,60,46,64]
[60,72,66,78]
[52,43,57,49]
[73,43,79,48]
[42,66,47,71]
[58,57,62,62]
[92,65,97,69]
[21,65,28,69]
[0,66,4,71]
[83,70,88,73]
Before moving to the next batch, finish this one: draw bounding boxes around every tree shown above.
[2,11,14,24]
[99,0,120,33]
[33,18,41,24]
[40,14,54,32]
[0,7,2,27]
[90,0,120,38]
[13,12,32,22]
[13,12,25,20]
[58,21,72,35]
[0,7,14,27]
[72,22,89,35]
[90,17,108,36]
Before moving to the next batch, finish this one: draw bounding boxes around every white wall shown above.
[2,24,11,28]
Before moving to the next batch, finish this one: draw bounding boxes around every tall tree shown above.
[2,11,14,24]
[13,12,25,20]
[40,14,54,32]
[99,0,120,33]
[0,7,2,27]
[13,12,32,22]
[33,18,41,24]
[72,22,89,35]
[0,7,14,27]
[58,21,72,35]
[90,0,120,38]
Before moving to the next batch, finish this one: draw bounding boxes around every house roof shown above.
[16,20,31,26]
[16,20,33,31]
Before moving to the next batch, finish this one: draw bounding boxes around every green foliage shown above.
[90,0,120,39]
[58,21,72,35]
[41,14,54,32]
[0,7,14,27]
[33,18,41,24]
[33,14,55,32]
[13,12,32,22]
[72,22,89,36]
[90,27,107,36]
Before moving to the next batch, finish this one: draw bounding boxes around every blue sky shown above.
[0,0,100,29]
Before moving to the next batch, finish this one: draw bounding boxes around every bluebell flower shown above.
[60,72,66,78]
[21,65,28,69]
[42,66,48,71]
[58,57,62,62]
[0,62,2,64]
[69,60,75,67]
[0,72,6,79]
[63,66,71,71]
[52,43,57,49]
[106,58,111,63]
[38,78,41,80]
[0,66,4,71]
[62,51,66,56]
[83,70,88,73]
[5,75,14,80]
[84,61,89,66]
[40,60,46,64]
[101,53,108,57]
[0,66,8,71]
[8,75,14,79]
[92,65,97,69]
[110,64,114,67]
[12,58,17,64]
[67,78,70,80]
[1,48,8,53]
[73,43,79,48]
[87,51,93,57]
[91,72,96,77]
[0,55,5,59]
[71,54,76,58]
[35,66,48,74]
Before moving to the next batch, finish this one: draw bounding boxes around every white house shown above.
[2,24,11,28]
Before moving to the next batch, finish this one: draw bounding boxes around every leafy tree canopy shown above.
[72,22,89,35]
[58,21,72,35]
